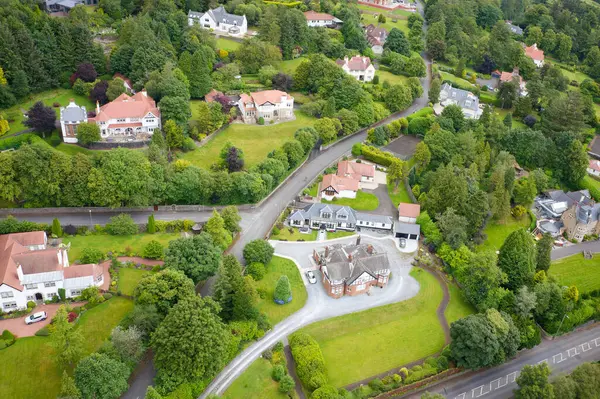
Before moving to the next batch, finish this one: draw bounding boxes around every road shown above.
[551,241,600,260]
[404,323,600,399]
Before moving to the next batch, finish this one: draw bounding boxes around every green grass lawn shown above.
[439,71,476,89]
[546,57,591,84]
[327,230,357,239]
[181,112,316,169]
[477,215,531,253]
[359,13,409,33]
[550,253,600,293]
[374,67,410,86]
[388,184,412,208]
[65,233,180,263]
[271,227,318,241]
[118,268,153,296]
[255,256,308,325]
[54,143,97,156]
[584,175,600,191]
[0,297,133,399]
[322,190,380,211]
[276,58,307,75]
[216,37,241,51]
[298,268,445,388]
[0,89,95,134]
[306,183,318,197]
[223,358,295,399]
[445,282,475,325]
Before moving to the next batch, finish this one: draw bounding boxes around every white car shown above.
[306,270,317,284]
[25,311,47,325]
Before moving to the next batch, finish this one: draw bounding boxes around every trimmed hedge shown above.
[0,216,50,235]
[406,107,434,121]
[581,177,600,201]
[154,219,195,233]
[289,332,328,391]
[361,145,397,167]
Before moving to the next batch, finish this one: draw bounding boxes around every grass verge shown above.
[388,184,412,208]
[551,253,600,293]
[222,358,295,399]
[271,227,318,241]
[445,282,475,325]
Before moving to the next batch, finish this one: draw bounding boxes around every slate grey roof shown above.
[577,203,600,224]
[506,22,523,35]
[355,212,394,225]
[61,104,87,123]
[189,6,245,25]
[321,243,390,284]
[46,0,83,8]
[395,222,420,235]
[291,203,394,226]
[439,83,480,113]
[547,189,591,208]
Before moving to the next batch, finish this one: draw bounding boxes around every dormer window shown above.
[321,212,332,219]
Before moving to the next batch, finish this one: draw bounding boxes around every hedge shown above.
[0,134,46,151]
[408,117,434,135]
[0,329,16,350]
[361,145,397,167]
[479,91,500,106]
[153,219,195,233]
[581,177,600,201]
[406,107,434,121]
[0,216,50,235]
[289,332,328,391]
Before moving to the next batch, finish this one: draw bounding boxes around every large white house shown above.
[433,83,482,119]
[303,10,343,27]
[188,6,247,36]
[60,100,88,144]
[289,203,395,232]
[237,90,294,123]
[0,232,105,311]
[336,56,376,82]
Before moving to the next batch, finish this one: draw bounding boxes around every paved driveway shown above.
[362,184,397,217]
[0,303,73,337]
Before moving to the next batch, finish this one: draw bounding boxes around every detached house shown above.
[188,7,248,36]
[60,99,88,144]
[506,21,523,35]
[237,90,294,123]
[588,159,600,178]
[320,174,359,200]
[337,160,375,182]
[562,203,600,242]
[336,56,376,82]
[365,24,388,55]
[313,241,391,298]
[0,232,105,311]
[499,67,527,96]
[434,83,482,119]
[525,44,545,67]
[289,203,394,232]
[304,11,342,27]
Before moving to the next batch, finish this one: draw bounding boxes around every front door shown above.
[35,292,43,301]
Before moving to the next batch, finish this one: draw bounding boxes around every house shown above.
[524,43,545,67]
[588,160,600,177]
[205,89,224,103]
[491,70,502,78]
[113,73,134,94]
[562,203,600,242]
[506,21,523,35]
[336,56,376,82]
[60,99,88,144]
[337,160,375,182]
[45,0,97,13]
[365,25,388,55]
[289,203,394,232]
[434,83,482,119]
[237,90,294,123]
[313,241,391,298]
[320,174,359,200]
[0,232,105,311]
[498,67,527,96]
[303,11,342,27]
[535,189,592,218]
[188,7,248,36]
[88,91,161,142]
[358,0,395,9]
[398,203,420,223]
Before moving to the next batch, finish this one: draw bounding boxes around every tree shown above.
[0,114,9,136]
[134,269,196,315]
[214,255,259,321]
[243,239,274,264]
[76,122,101,146]
[414,142,431,172]
[107,78,126,101]
[151,296,231,391]
[384,29,411,56]
[24,101,56,134]
[294,127,318,153]
[450,314,500,369]
[282,140,305,167]
[75,63,97,82]
[189,49,213,98]
[385,84,413,112]
[514,286,537,319]
[552,375,577,399]
[144,387,163,399]
[513,177,537,205]
[235,39,282,74]
[59,370,81,399]
[498,81,518,108]
[274,275,292,302]
[498,229,536,291]
[11,70,30,99]
[426,21,446,60]
[455,250,505,310]
[105,213,138,235]
[311,385,338,398]
[120,304,162,340]
[205,209,233,251]
[440,104,465,132]
[314,117,341,143]
[80,248,104,264]
[164,120,184,150]
[223,145,245,172]
[164,233,222,283]
[158,96,191,125]
[52,218,63,237]
[272,72,293,91]
[405,54,427,77]
[90,80,108,105]
[147,214,156,234]
[221,206,241,235]
[436,208,469,249]
[74,353,129,399]
[111,326,144,365]
[386,159,407,189]
[562,140,588,188]
[536,233,553,272]
[570,362,600,398]
[49,305,85,367]
[143,240,164,260]
[515,363,554,399]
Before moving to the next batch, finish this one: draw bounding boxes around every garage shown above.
[394,222,420,241]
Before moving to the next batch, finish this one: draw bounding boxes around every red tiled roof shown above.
[90,92,159,122]
[304,10,335,21]
[337,160,375,180]
[336,56,373,72]
[64,263,101,279]
[13,249,63,275]
[0,232,48,291]
[107,122,143,129]
[321,174,359,193]
[525,44,544,61]
[205,89,223,103]
[398,203,421,218]
[249,90,293,106]
[589,159,600,173]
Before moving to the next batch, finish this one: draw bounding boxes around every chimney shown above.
[367,244,373,255]
[141,89,147,97]
[96,100,100,114]
[356,235,361,246]
[68,98,75,106]
[57,249,62,266]
[325,246,329,258]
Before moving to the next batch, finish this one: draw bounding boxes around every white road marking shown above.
[472,385,491,397]
[593,337,600,347]
[507,371,519,383]
[490,377,508,389]
[553,353,566,364]
[537,359,548,365]
[567,347,580,357]
[454,393,466,399]
[581,342,592,352]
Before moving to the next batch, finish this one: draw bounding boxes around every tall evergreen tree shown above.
[498,228,536,290]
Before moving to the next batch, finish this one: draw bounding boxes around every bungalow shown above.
[588,159,600,178]
[289,203,394,232]
[188,6,248,36]
[498,67,527,96]
[337,160,375,183]
[398,203,420,223]
[320,174,359,200]
[336,56,376,82]
[434,83,482,119]
[313,241,390,298]
[304,11,342,27]
[365,25,388,55]
[237,90,295,123]
[524,43,545,67]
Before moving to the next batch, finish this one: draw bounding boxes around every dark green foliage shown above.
[80,248,104,264]
[58,288,66,301]
[147,214,156,234]
[74,353,129,399]
[384,29,411,56]
[213,255,259,322]
[164,233,222,283]
[311,385,338,399]
[134,269,195,316]
[272,364,285,381]
[243,240,274,265]
[289,332,328,391]
[52,218,63,237]
[515,364,554,399]
[274,275,292,302]
[24,102,56,134]
[279,375,295,394]
[120,304,162,340]
[498,229,536,290]
[450,314,500,369]
[536,233,553,272]
[105,214,138,236]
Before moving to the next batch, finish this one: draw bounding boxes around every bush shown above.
[142,240,164,260]
[182,137,196,152]
[68,312,78,323]
[408,116,433,135]
[279,375,295,393]
[274,275,292,303]
[258,116,265,125]
[80,247,104,264]
[272,364,286,381]
[289,332,328,390]
[58,288,66,301]
[80,286,105,306]
[243,239,274,264]
[27,301,36,309]
[246,262,266,281]
[351,142,362,156]
[368,378,385,393]
[1,330,15,345]
[105,214,138,236]
[361,145,397,167]
[272,227,280,235]
[35,326,50,336]
[102,293,113,300]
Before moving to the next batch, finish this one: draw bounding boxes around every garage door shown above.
[396,233,409,239]
[409,234,418,240]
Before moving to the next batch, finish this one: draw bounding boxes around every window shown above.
[96,274,103,283]
[25,283,37,290]
[70,290,81,296]
[0,291,13,298]
[26,295,35,301]
[47,292,57,299]
[321,212,331,219]
[3,302,17,310]
[146,118,155,123]
[44,282,56,288]
[116,118,126,122]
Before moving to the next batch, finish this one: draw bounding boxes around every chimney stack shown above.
[96,100,100,114]
[367,244,373,255]
[356,235,361,246]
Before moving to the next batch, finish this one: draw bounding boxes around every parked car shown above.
[25,311,47,325]
[399,238,407,248]
[306,270,317,284]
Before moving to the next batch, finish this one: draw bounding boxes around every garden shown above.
[476,214,532,252]
[550,253,600,293]
[322,190,380,211]
[117,268,154,296]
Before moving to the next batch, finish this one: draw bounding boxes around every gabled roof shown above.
[64,263,101,279]
[336,56,373,72]
[398,203,420,218]
[320,243,390,284]
[304,10,337,21]
[589,159,600,173]
[440,83,480,112]
[365,24,388,46]
[0,232,48,291]
[337,160,375,180]
[321,174,359,193]
[90,92,159,122]
[524,44,544,62]
[189,6,246,26]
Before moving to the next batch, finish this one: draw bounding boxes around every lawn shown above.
[65,232,180,263]
[550,253,600,293]
[55,143,97,156]
[0,89,95,134]
[271,227,318,241]
[322,190,380,211]
[0,297,133,399]
[255,256,308,325]
[216,37,241,51]
[439,71,476,89]
[445,282,475,325]
[359,13,409,33]
[298,268,446,388]
[222,358,295,399]
[388,183,412,208]
[327,230,357,239]
[276,57,307,75]
[118,268,153,296]
[181,112,316,169]
[546,57,591,84]
[374,67,410,86]
[477,215,531,253]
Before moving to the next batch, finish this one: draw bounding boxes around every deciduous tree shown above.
[76,122,101,146]
[24,101,56,134]
[74,353,129,399]
[243,239,274,265]
[515,364,554,399]
[134,269,195,315]
[49,305,85,367]
[164,233,222,283]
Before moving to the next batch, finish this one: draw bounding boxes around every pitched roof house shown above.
[237,90,294,123]
[562,202,600,242]
[60,99,88,144]
[536,189,592,218]
[289,203,394,232]
[313,241,390,298]
[188,6,248,35]
[365,25,388,55]
[434,83,482,119]
[337,160,375,182]
[499,67,527,96]
[336,56,376,82]
[0,232,105,311]
[589,159,600,177]
[398,203,420,223]
[320,174,360,200]
[304,11,342,27]
[506,21,523,35]
[524,43,545,67]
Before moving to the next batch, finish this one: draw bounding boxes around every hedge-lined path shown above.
[0,302,85,338]
[282,337,306,399]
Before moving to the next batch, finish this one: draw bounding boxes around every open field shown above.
[216,37,241,51]
[298,268,446,387]
[181,112,316,169]
[375,68,410,86]
[445,282,475,325]
[477,215,531,252]
[322,190,380,211]
[0,89,95,134]
[550,253,600,293]
[65,233,180,263]
[255,256,308,325]
[222,358,295,399]
[439,71,476,89]
[0,297,133,399]
[118,268,153,296]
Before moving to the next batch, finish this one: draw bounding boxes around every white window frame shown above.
[3,301,17,310]
[0,291,14,298]
[44,282,56,288]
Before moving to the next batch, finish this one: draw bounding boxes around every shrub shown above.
[272,364,286,381]
[35,326,50,336]
[279,375,295,393]
[80,247,104,264]
[58,288,66,301]
[437,355,449,370]
[289,332,327,390]
[351,142,363,156]
[229,320,260,341]
[1,330,15,344]
[182,137,196,152]
[368,378,385,393]
[143,240,164,260]
[102,293,113,300]
[243,240,274,264]
[246,262,266,281]
[258,117,265,125]
[105,214,138,236]
[80,286,105,306]
[274,275,292,303]
[262,348,273,361]
[408,116,433,135]
[147,214,156,234]
[68,312,78,323]
[27,301,36,309]
[272,226,280,235]
[361,145,396,166]
[272,341,284,352]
